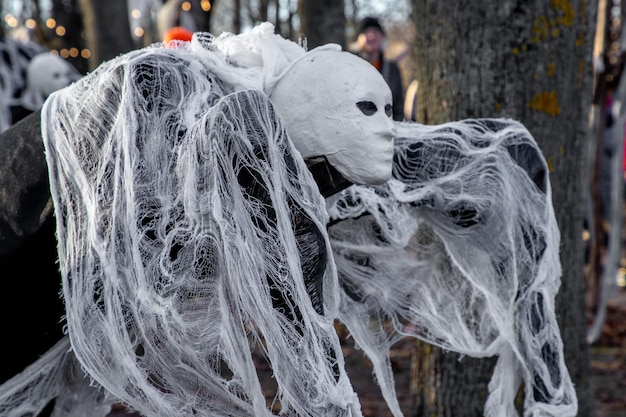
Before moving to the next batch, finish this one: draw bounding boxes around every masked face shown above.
[270,49,395,186]
[27,54,78,97]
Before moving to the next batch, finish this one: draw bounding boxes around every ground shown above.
[588,288,626,417]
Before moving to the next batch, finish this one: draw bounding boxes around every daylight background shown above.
[1,1,625,416]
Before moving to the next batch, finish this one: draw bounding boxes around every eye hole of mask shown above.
[385,103,392,118]
[357,100,377,116]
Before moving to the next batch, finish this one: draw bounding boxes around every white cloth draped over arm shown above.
[40,44,359,417]
[328,119,577,417]
[0,23,577,417]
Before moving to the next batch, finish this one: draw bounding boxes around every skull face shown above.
[270,49,395,186]
[27,54,78,98]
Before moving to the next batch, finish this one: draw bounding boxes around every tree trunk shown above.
[188,0,213,33]
[409,1,595,415]
[50,0,87,74]
[78,0,134,70]
[297,0,346,49]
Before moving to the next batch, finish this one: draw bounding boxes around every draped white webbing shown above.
[39,43,357,416]
[328,119,577,417]
[0,24,576,417]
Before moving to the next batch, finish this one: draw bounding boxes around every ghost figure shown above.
[0,37,46,132]
[0,23,394,417]
[270,50,395,186]
[19,53,80,112]
[0,21,575,417]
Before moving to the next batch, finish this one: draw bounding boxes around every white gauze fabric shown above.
[0,23,576,417]
[328,119,577,417]
[22,27,359,417]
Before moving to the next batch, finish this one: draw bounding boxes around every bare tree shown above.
[297,0,346,48]
[49,0,87,73]
[409,0,595,416]
[79,0,134,70]
[233,0,241,33]
[188,0,214,32]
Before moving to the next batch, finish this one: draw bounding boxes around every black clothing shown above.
[0,111,65,386]
[380,57,404,121]
[353,53,404,121]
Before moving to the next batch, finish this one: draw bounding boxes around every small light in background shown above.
[4,14,18,28]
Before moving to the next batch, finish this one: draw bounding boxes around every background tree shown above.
[188,0,214,32]
[79,0,134,70]
[409,0,594,416]
[297,0,346,48]
[49,0,86,73]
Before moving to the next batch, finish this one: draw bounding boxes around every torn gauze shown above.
[39,42,358,417]
[328,119,577,417]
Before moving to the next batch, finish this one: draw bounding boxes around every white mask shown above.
[270,49,395,186]
[22,54,78,110]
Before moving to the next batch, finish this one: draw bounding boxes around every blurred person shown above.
[351,16,405,121]
[157,0,197,41]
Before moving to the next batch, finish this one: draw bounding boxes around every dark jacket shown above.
[380,57,404,121]
[0,111,66,385]
[352,51,405,121]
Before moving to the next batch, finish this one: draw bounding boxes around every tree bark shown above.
[297,0,346,49]
[189,0,214,33]
[409,1,595,415]
[78,0,134,70]
[50,0,87,74]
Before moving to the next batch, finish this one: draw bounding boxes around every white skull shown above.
[22,53,78,110]
[269,48,395,186]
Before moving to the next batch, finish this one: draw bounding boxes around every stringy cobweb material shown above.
[0,24,576,417]
[39,44,356,417]
[328,120,577,417]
